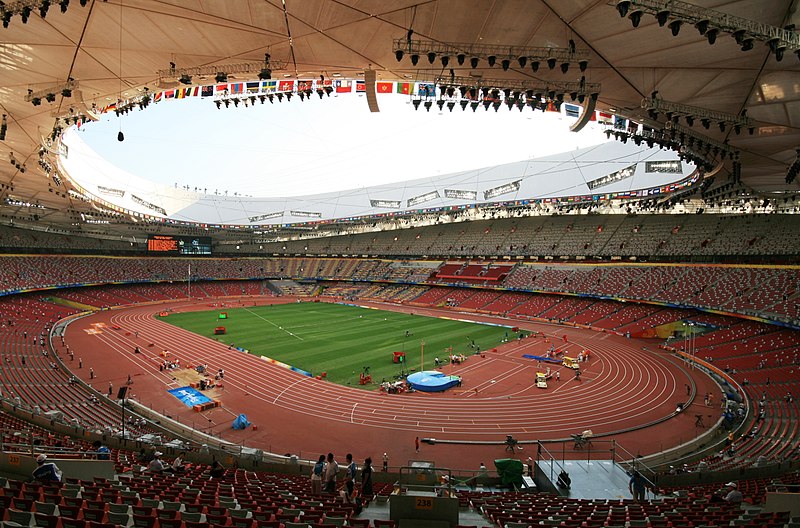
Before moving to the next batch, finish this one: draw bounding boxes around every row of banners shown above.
[98,78,641,128]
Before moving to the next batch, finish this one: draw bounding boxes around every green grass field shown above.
[161,302,512,386]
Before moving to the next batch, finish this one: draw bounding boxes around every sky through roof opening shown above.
[76,90,610,199]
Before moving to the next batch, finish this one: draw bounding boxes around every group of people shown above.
[311,452,373,512]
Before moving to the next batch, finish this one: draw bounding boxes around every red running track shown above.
[64,297,720,470]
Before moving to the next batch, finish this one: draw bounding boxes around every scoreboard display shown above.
[147,235,212,255]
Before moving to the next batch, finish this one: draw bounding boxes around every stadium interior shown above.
[0,1,799,527]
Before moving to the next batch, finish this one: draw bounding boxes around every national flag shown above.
[201,86,213,97]
[103,102,117,113]
[297,80,313,92]
[356,80,366,92]
[262,80,277,93]
[377,81,393,94]
[246,81,260,93]
[215,84,228,93]
[230,83,244,94]
[589,111,597,121]
[278,80,294,92]
[335,80,351,93]
[417,83,435,97]
[614,115,627,129]
[627,121,638,134]
[153,92,162,103]
[396,82,411,95]
[598,111,613,124]
[319,79,332,87]
[564,103,580,118]
[190,86,200,97]
[175,89,185,99]
[164,90,175,99]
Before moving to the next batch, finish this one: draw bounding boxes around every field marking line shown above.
[242,307,304,341]
[273,377,309,404]
[350,403,358,423]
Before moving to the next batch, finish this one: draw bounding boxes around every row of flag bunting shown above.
[97,79,639,131]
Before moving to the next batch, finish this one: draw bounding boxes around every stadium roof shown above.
[0,0,797,236]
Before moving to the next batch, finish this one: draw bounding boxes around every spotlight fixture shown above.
[60,0,68,13]
[560,62,569,74]
[178,73,192,85]
[695,19,710,35]
[0,114,7,141]
[117,131,124,142]
[547,58,556,69]
[641,95,754,135]
[615,1,799,61]
[44,93,56,103]
[31,97,42,106]
[157,57,287,87]
[20,5,31,23]
[395,49,404,61]
[393,38,592,75]
[40,0,50,18]
[61,87,72,97]
[531,61,540,72]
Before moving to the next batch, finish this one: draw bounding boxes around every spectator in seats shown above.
[93,440,110,460]
[172,451,187,473]
[32,454,63,483]
[719,481,743,503]
[209,459,226,479]
[148,451,169,473]
[324,452,339,493]
[344,453,357,500]
[361,457,373,499]
[629,470,646,501]
[311,454,325,495]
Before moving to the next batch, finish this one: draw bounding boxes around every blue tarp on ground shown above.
[232,414,251,430]
[407,371,461,392]
[522,354,562,364]
[168,386,212,408]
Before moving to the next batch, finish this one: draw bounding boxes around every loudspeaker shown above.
[117,386,129,399]
[364,69,380,113]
